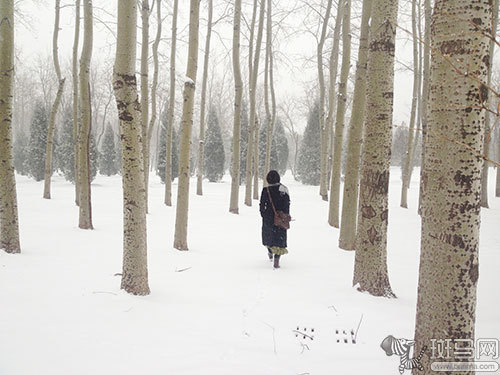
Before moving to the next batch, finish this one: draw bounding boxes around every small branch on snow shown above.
[354,313,364,342]
[92,291,118,296]
[175,267,192,273]
[114,273,122,276]
[261,321,277,355]
[328,304,338,312]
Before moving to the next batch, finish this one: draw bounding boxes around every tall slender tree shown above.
[43,0,66,199]
[413,0,492,371]
[0,0,21,253]
[338,0,372,250]
[229,0,243,213]
[148,0,161,180]
[400,0,422,208]
[173,0,200,250]
[318,0,334,201]
[263,0,277,186]
[140,0,150,211]
[325,0,345,189]
[72,0,81,205]
[197,0,213,196]
[418,0,432,215]
[352,0,399,297]
[164,0,178,206]
[113,0,150,295]
[328,0,351,228]
[244,0,265,206]
[78,0,93,229]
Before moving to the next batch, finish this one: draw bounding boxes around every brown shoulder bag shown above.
[266,186,291,230]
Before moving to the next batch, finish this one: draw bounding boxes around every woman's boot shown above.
[273,254,281,269]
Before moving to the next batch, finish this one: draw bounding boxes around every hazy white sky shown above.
[14,0,417,133]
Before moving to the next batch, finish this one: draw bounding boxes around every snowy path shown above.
[1,169,499,374]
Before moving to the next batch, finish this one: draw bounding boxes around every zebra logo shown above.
[381,335,427,374]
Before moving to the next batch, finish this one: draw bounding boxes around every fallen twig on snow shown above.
[175,267,192,272]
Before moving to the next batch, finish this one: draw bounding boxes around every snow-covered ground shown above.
[1,168,499,375]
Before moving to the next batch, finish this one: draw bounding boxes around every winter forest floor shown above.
[1,168,499,375]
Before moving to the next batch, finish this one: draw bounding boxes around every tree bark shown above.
[196,0,213,196]
[328,0,351,228]
[164,0,178,206]
[0,0,21,253]
[73,0,81,206]
[140,0,150,212]
[480,0,498,208]
[413,1,492,371]
[78,0,93,230]
[113,0,150,296]
[173,0,200,250]
[43,0,66,199]
[318,0,334,201]
[338,0,372,250]
[229,0,243,214]
[244,0,265,206]
[400,0,421,208]
[352,0,398,297]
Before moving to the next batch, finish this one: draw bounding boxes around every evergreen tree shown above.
[57,108,76,182]
[99,124,118,176]
[204,107,225,182]
[297,101,321,185]
[13,130,29,176]
[25,102,49,181]
[274,118,289,175]
[157,112,179,183]
[258,119,278,178]
[56,108,98,182]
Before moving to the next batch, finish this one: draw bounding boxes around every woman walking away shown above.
[259,170,290,269]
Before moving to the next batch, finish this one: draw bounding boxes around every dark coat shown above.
[259,183,290,248]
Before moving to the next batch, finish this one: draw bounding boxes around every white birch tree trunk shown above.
[196,0,213,196]
[113,0,150,295]
[413,1,492,371]
[263,0,277,184]
[164,0,178,207]
[328,0,351,228]
[400,0,421,208]
[418,0,431,215]
[338,0,372,250]
[318,0,334,201]
[244,0,265,206]
[352,0,398,297]
[229,0,243,214]
[140,0,150,212]
[0,0,21,253]
[325,0,345,188]
[72,0,81,206]
[43,0,66,199]
[78,0,93,229]
[173,0,200,250]
[148,0,161,177]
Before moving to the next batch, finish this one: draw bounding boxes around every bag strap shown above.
[266,186,278,215]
